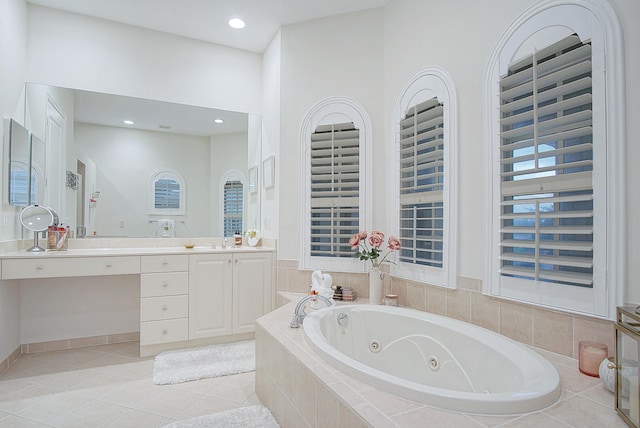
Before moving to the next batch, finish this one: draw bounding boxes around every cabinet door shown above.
[233,252,273,334]
[189,254,233,339]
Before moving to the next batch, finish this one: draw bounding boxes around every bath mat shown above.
[162,405,280,428]
[153,340,255,385]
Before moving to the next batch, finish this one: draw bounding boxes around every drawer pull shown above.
[105,263,113,268]
[162,329,168,334]
[162,261,169,266]
[162,305,168,311]
[35,265,44,270]
[162,282,169,287]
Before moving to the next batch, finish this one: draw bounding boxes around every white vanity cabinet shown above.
[140,255,189,347]
[188,253,234,339]
[189,251,273,340]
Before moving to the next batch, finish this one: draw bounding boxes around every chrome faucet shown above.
[289,294,335,328]
[222,237,228,249]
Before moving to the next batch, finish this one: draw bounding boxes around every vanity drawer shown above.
[141,272,189,297]
[140,318,188,345]
[141,255,188,273]
[141,295,189,321]
[1,256,140,279]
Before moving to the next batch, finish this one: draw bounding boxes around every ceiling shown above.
[72,89,248,137]
[27,0,390,53]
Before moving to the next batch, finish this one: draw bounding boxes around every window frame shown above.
[149,169,185,216]
[219,170,246,237]
[483,0,626,319]
[300,97,372,272]
[391,66,458,288]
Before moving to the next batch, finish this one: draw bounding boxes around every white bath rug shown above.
[162,405,280,428]
[153,340,255,385]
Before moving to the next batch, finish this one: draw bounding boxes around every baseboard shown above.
[20,331,140,354]
[0,345,21,375]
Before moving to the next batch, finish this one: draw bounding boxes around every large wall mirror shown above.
[24,83,262,239]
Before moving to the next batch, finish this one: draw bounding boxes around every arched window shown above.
[220,171,245,237]
[483,0,625,318]
[392,66,458,288]
[300,98,372,272]
[149,169,185,216]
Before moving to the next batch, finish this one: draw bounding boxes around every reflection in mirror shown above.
[24,83,262,238]
[30,133,46,205]
[5,119,31,206]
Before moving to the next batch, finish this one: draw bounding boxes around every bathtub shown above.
[303,304,562,415]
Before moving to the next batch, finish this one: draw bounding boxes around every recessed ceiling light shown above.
[214,119,224,124]
[228,18,245,29]
[123,120,134,125]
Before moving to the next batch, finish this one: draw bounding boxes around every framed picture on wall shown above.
[248,166,258,194]
[263,156,275,189]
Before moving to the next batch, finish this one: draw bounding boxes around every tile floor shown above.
[0,342,259,427]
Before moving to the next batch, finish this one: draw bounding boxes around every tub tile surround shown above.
[256,293,626,427]
[276,260,615,360]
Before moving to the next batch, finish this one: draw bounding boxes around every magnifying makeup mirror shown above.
[20,205,57,252]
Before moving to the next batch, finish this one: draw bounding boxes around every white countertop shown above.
[0,245,275,259]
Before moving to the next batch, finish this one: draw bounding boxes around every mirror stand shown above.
[20,205,57,252]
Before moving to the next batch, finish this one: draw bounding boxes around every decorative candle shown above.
[578,341,608,377]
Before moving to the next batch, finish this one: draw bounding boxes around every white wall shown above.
[25,5,263,115]
[277,8,385,259]
[74,123,212,238]
[261,31,281,241]
[0,0,27,364]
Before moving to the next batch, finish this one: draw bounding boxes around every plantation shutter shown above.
[155,178,180,209]
[223,180,243,237]
[398,98,444,268]
[499,34,593,287]
[310,122,360,257]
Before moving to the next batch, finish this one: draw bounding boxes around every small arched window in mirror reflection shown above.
[30,162,45,206]
[150,170,185,215]
[222,172,245,237]
[9,160,30,206]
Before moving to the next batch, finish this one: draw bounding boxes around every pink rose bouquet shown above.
[350,230,401,268]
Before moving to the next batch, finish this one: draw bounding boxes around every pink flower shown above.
[349,234,361,249]
[387,236,401,251]
[358,230,367,239]
[368,231,385,248]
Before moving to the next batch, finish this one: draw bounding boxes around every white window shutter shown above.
[499,34,594,288]
[309,122,360,258]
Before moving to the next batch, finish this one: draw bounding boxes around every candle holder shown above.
[614,306,640,427]
[579,341,608,377]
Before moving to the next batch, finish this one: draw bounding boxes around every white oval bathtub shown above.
[303,304,561,415]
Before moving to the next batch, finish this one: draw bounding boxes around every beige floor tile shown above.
[173,395,243,420]
[102,408,171,428]
[99,379,163,407]
[15,391,93,425]
[0,414,51,427]
[0,379,33,400]
[543,394,628,428]
[131,387,201,418]
[55,400,129,428]
[0,383,66,414]
[500,412,573,427]
[205,372,256,403]
[166,376,224,395]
